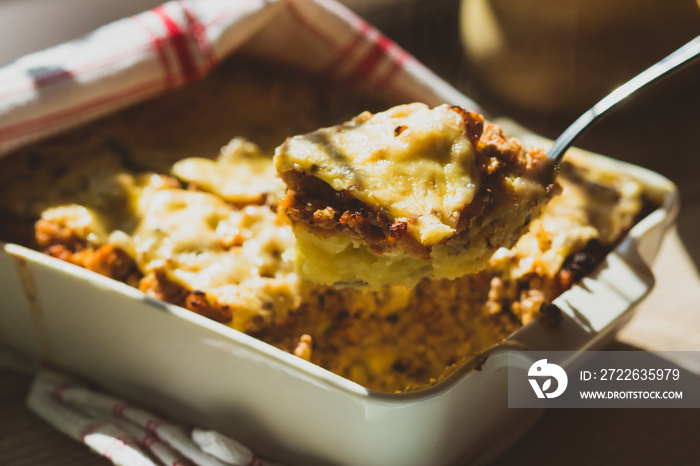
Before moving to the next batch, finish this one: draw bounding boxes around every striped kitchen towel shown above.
[28,369,278,466]
[0,0,478,157]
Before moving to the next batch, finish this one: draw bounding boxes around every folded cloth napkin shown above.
[27,369,278,466]
[1,346,279,466]
[0,0,478,158]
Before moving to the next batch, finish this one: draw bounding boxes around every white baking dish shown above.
[0,146,679,466]
[0,1,680,464]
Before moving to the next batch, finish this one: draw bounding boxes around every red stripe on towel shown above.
[348,33,393,82]
[154,6,198,84]
[181,1,216,70]
[323,21,370,76]
[131,14,175,89]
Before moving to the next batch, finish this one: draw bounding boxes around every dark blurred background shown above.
[355,0,700,269]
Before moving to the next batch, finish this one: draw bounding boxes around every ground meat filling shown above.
[35,218,142,286]
[278,171,431,259]
[138,269,233,324]
[462,125,555,228]
[558,239,609,289]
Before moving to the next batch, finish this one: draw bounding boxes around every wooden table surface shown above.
[1,2,699,465]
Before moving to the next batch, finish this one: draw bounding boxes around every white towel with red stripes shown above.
[28,369,275,466]
[0,0,477,158]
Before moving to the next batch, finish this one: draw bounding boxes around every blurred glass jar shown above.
[459,0,700,115]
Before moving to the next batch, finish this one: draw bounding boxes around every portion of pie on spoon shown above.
[274,103,559,288]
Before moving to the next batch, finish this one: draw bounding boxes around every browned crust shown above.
[138,269,233,324]
[36,218,143,286]
[35,217,88,253]
[36,216,235,324]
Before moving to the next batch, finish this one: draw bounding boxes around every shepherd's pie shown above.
[0,58,647,392]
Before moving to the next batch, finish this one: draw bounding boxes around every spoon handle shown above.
[548,35,700,163]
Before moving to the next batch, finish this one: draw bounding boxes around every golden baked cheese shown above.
[130,185,299,331]
[276,103,481,246]
[172,137,286,205]
[16,141,300,334]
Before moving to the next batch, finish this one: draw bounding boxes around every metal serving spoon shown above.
[547,34,700,164]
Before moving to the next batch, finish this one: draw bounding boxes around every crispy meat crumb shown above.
[293,334,313,361]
